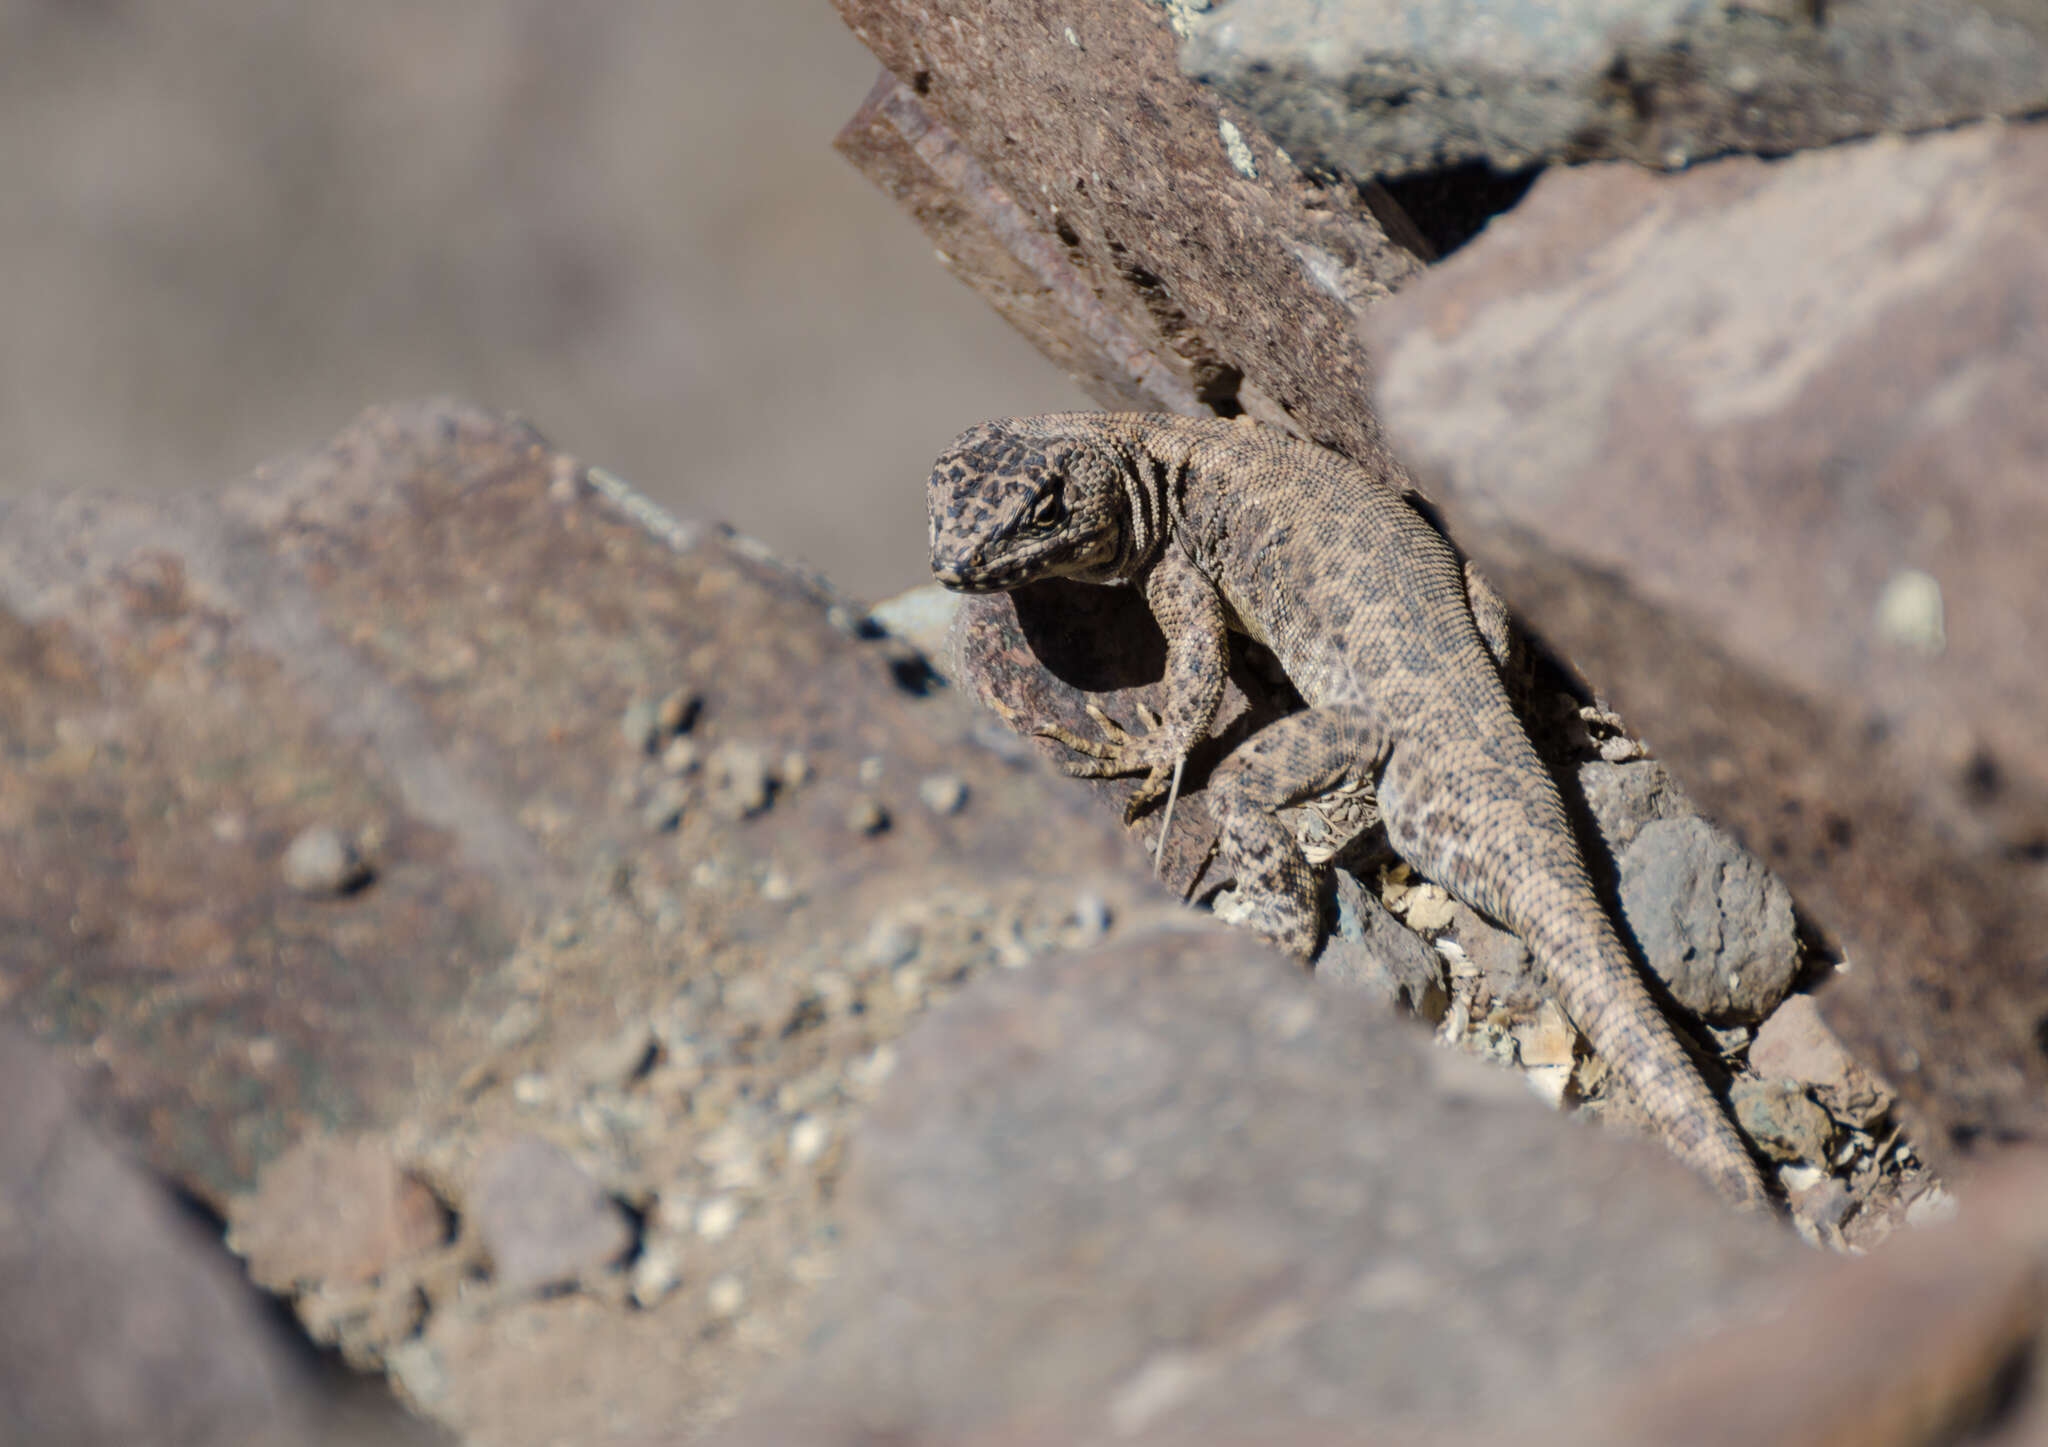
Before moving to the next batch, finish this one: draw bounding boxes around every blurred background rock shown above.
[0,0,1078,599]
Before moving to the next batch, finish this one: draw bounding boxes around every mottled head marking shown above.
[927,417,1137,593]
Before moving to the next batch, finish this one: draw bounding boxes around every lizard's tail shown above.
[1515,885,1773,1213]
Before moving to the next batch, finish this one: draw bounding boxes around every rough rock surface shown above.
[714,930,1798,1445]
[948,577,1811,1165]
[1366,120,2048,1167]
[1618,814,1799,1024]
[1753,994,1897,1130]
[831,0,1428,461]
[0,401,1180,1443]
[0,1029,442,1447]
[1181,0,2048,179]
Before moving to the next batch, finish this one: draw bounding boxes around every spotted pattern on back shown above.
[926,412,1771,1212]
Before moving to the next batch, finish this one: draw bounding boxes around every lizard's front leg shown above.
[1037,546,1228,821]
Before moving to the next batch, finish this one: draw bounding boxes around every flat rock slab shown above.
[717,929,1798,1445]
[832,0,1426,463]
[1183,0,2048,178]
[1366,121,2048,1163]
[0,401,1183,1443]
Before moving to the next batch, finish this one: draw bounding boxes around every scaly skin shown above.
[928,412,1770,1212]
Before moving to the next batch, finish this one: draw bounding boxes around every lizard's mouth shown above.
[930,563,1010,594]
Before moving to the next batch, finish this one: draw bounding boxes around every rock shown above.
[1182,0,2048,179]
[570,1020,657,1092]
[619,697,662,754]
[229,1134,446,1291]
[1316,868,1447,1019]
[867,584,964,672]
[831,0,1425,461]
[705,741,775,820]
[1577,758,1692,855]
[1751,995,1894,1129]
[0,1030,422,1447]
[0,401,1168,1444]
[845,795,890,835]
[1444,899,1535,998]
[638,778,690,834]
[656,688,700,736]
[917,773,968,816]
[1730,1079,1836,1165]
[715,929,1796,1444]
[468,1138,632,1295]
[1367,123,2048,1164]
[630,1237,687,1310]
[1616,816,1799,1023]
[280,824,371,896]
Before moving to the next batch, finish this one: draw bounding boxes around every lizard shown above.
[927,412,1771,1212]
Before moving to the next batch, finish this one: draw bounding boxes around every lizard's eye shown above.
[1025,493,1065,531]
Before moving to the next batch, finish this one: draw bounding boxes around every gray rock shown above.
[281,824,371,896]
[704,741,774,820]
[917,773,969,816]
[1617,816,1798,1023]
[1182,0,2048,179]
[1578,758,1691,856]
[1731,1078,1836,1165]
[1317,869,1446,1018]
[469,1138,632,1295]
[716,929,1796,1444]
[1445,899,1536,1000]
[638,778,690,834]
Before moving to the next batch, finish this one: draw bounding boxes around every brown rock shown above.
[1367,121,2048,1168]
[231,1135,447,1291]
[1752,994,1895,1130]
[1,400,1173,1444]
[832,0,1426,460]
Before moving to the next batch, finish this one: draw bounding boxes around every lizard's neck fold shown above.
[1110,432,1186,580]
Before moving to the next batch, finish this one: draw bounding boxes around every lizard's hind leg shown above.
[1205,704,1389,960]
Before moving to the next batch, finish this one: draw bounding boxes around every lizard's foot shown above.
[1037,702,1184,820]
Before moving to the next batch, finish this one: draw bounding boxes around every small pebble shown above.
[857,756,885,787]
[640,779,690,834]
[760,864,797,902]
[917,773,968,816]
[282,825,371,896]
[788,1117,831,1166]
[489,1000,543,1049]
[620,697,662,754]
[696,1194,742,1242]
[706,742,774,820]
[573,1021,656,1090]
[706,1273,746,1317]
[656,688,700,735]
[630,1239,686,1308]
[845,796,890,836]
[660,737,699,775]
[469,1138,632,1294]
[779,751,812,788]
[1070,892,1113,942]
[1732,1078,1836,1164]
[863,918,921,968]
[512,1073,552,1107]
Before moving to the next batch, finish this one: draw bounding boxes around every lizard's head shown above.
[927,418,1130,593]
